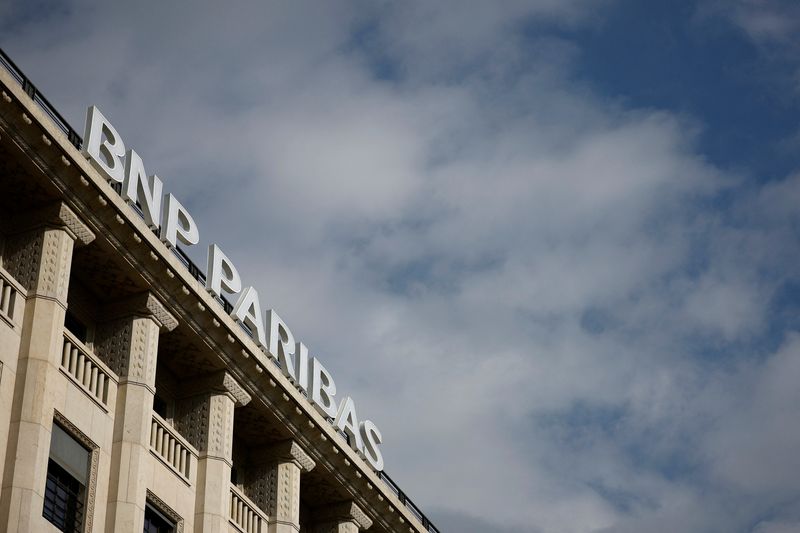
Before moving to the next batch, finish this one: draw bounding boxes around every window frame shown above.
[145,490,184,533]
[44,412,99,533]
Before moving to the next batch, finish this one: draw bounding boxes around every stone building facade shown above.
[0,52,436,533]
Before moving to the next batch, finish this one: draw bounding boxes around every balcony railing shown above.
[149,412,196,483]
[229,484,266,533]
[0,45,440,533]
[61,329,114,408]
[0,268,20,323]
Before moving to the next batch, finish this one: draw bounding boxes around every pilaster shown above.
[98,291,177,532]
[244,439,316,533]
[175,370,250,533]
[0,202,94,533]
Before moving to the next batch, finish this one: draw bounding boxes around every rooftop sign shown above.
[82,106,385,471]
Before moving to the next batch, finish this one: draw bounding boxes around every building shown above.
[0,49,439,533]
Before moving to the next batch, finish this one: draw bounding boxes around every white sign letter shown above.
[310,357,337,418]
[206,244,242,297]
[334,396,364,452]
[266,310,297,382]
[161,193,199,248]
[123,149,163,229]
[232,286,267,348]
[360,420,384,471]
[294,342,309,393]
[83,106,125,183]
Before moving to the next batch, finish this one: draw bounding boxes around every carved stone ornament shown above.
[317,523,358,533]
[179,370,252,407]
[256,439,316,473]
[101,291,178,331]
[313,501,373,531]
[94,313,160,386]
[3,222,73,301]
[174,394,210,453]
[7,201,95,246]
[146,489,184,533]
[174,372,250,457]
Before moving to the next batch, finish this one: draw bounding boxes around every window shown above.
[153,393,168,419]
[144,503,176,533]
[64,310,88,344]
[43,423,90,532]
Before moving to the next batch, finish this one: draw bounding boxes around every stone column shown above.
[244,440,316,533]
[97,292,177,532]
[0,202,94,532]
[174,371,250,533]
[312,501,373,533]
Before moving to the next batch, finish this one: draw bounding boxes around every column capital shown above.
[102,291,178,332]
[180,370,251,407]
[314,501,373,531]
[3,202,92,301]
[9,201,95,246]
[256,439,316,473]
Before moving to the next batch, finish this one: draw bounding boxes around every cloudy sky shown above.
[3,1,800,531]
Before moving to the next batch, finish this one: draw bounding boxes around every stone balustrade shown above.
[0,268,19,321]
[61,329,114,408]
[229,484,266,533]
[150,412,196,483]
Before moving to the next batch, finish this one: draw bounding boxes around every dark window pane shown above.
[152,394,168,419]
[144,503,175,533]
[64,311,87,343]
[43,460,84,533]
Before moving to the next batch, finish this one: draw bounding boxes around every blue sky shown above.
[567,0,800,181]
[2,1,800,532]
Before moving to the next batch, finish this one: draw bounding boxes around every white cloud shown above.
[704,333,800,493]
[720,0,800,44]
[3,1,800,531]
[752,521,800,533]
